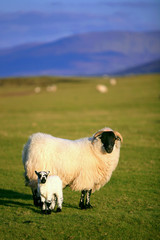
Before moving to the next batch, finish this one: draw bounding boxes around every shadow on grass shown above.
[0,188,32,200]
[63,202,79,210]
[0,188,40,213]
[0,199,40,214]
[0,188,80,212]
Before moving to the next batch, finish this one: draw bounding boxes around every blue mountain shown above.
[0,31,160,77]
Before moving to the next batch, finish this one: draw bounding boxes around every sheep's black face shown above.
[99,132,116,153]
[41,175,47,184]
[35,171,50,184]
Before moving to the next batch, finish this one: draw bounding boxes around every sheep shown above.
[96,84,108,93]
[110,78,117,86]
[46,85,57,92]
[35,170,63,214]
[34,87,41,93]
[22,127,123,209]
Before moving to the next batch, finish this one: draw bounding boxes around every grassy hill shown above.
[0,74,160,240]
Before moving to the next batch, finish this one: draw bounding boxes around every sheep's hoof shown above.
[41,210,51,215]
[41,210,47,214]
[46,210,51,215]
[79,202,85,209]
[33,196,41,207]
[56,208,62,212]
[85,203,93,209]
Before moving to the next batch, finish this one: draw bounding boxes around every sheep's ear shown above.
[92,127,113,143]
[93,130,104,139]
[35,171,38,175]
[47,171,50,176]
[114,131,123,143]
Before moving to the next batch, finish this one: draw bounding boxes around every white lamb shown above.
[35,171,63,214]
[22,127,123,209]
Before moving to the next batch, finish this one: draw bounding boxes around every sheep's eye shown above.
[116,136,120,141]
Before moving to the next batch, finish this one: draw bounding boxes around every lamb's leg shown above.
[50,200,56,211]
[56,193,63,212]
[40,196,48,214]
[85,189,93,209]
[50,194,56,211]
[46,200,52,214]
[41,202,46,213]
[45,193,54,214]
[79,190,87,209]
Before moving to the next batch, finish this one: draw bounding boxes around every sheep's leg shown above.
[41,202,46,213]
[41,196,48,214]
[32,189,41,207]
[79,190,87,209]
[45,200,52,214]
[45,193,54,214]
[49,194,57,211]
[56,193,63,212]
[85,189,93,209]
[50,199,56,211]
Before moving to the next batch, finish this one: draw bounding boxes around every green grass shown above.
[0,74,160,240]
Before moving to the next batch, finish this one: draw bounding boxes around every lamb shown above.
[22,127,123,209]
[35,170,63,214]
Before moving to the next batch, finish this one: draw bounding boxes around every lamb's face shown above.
[35,171,50,184]
[99,131,116,153]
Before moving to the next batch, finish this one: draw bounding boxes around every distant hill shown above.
[114,59,160,76]
[0,31,160,77]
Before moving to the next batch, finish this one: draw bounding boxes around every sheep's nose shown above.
[107,145,113,153]
[41,178,46,184]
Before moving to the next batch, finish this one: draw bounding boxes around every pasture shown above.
[0,74,159,240]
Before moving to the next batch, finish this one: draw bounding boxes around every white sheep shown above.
[110,78,117,86]
[35,170,63,214]
[96,84,108,93]
[34,87,41,93]
[22,127,123,209]
[46,85,57,92]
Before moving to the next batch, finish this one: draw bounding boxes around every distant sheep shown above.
[96,84,108,93]
[35,171,63,214]
[22,127,123,209]
[46,85,57,92]
[103,75,109,79]
[110,78,117,86]
[34,87,41,93]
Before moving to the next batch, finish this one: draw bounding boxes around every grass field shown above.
[0,74,159,240]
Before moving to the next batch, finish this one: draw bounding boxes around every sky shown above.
[0,0,160,49]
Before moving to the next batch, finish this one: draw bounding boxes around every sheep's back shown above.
[45,176,62,194]
[23,132,121,193]
[23,133,89,188]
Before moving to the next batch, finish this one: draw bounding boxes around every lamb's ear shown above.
[35,171,38,175]
[47,171,50,176]
[114,131,123,143]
